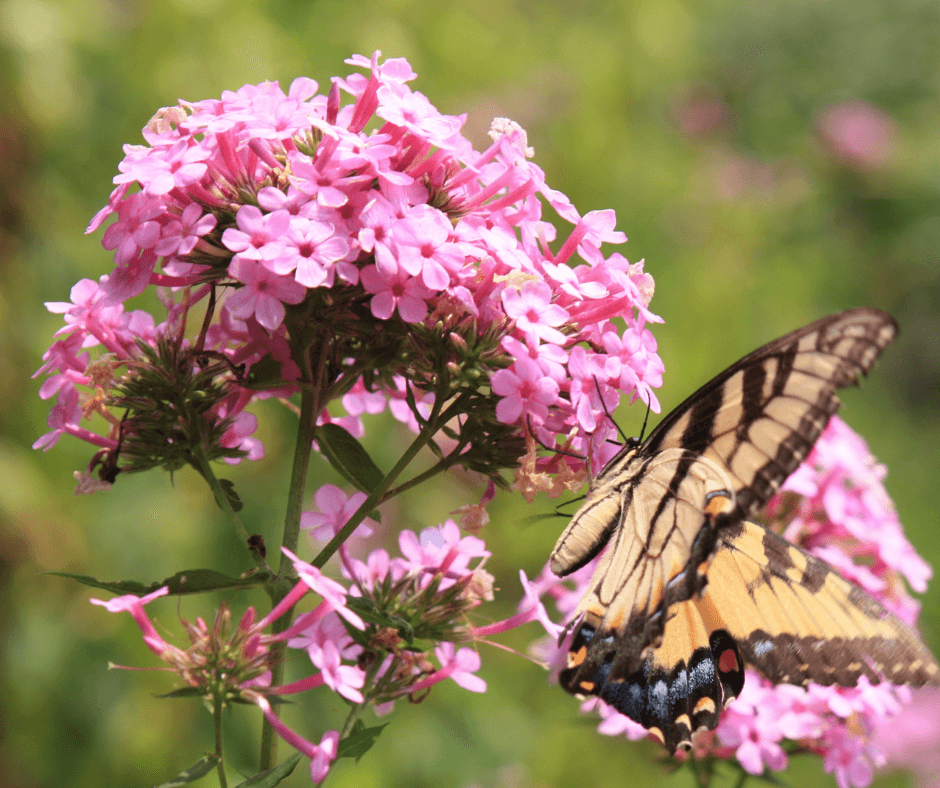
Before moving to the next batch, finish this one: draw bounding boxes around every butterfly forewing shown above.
[551,308,939,752]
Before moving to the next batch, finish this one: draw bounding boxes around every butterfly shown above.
[550,308,940,753]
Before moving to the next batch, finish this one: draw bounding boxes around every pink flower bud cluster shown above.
[92,507,496,784]
[34,51,663,480]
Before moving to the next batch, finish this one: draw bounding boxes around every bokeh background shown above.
[1,1,938,787]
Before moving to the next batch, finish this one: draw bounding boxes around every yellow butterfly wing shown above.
[551,308,939,751]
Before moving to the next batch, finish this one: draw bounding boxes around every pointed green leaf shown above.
[337,721,388,762]
[317,423,384,494]
[153,754,220,787]
[47,567,268,596]
[232,753,303,787]
[214,477,244,512]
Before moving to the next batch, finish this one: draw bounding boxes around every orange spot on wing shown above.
[718,648,740,674]
[704,493,732,518]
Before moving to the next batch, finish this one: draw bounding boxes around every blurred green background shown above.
[1,0,938,786]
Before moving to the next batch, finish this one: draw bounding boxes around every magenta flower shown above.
[410,642,487,693]
[360,263,433,323]
[301,484,377,542]
[226,256,306,330]
[501,280,569,345]
[491,355,561,425]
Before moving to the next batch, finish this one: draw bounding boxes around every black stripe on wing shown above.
[640,308,896,516]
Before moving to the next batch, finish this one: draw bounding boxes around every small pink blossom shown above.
[226,256,306,330]
[491,356,560,425]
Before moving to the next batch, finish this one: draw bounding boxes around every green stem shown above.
[311,391,449,569]
[190,447,269,574]
[214,691,228,788]
[258,384,320,770]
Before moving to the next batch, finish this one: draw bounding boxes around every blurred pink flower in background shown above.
[818,100,896,170]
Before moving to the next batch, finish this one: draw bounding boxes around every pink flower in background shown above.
[818,100,896,170]
[873,687,940,788]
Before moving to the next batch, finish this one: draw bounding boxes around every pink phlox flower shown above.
[89,586,173,656]
[386,376,435,432]
[344,52,417,92]
[86,183,130,234]
[357,193,399,260]
[253,696,338,784]
[100,192,163,267]
[388,204,466,290]
[777,417,931,600]
[289,154,359,210]
[225,256,306,330]
[553,209,626,267]
[491,355,561,425]
[822,725,879,788]
[541,259,609,301]
[341,380,388,419]
[154,203,217,258]
[872,686,940,787]
[241,93,318,142]
[288,611,360,662]
[501,335,568,383]
[393,520,489,589]
[257,185,311,215]
[590,698,651,741]
[277,548,365,631]
[717,681,790,775]
[375,86,464,148]
[600,322,664,412]
[566,345,617,434]
[473,570,562,639]
[315,408,365,439]
[32,384,83,450]
[264,217,351,288]
[221,205,292,262]
[311,640,366,702]
[218,409,264,464]
[501,280,569,345]
[410,642,486,693]
[360,263,433,323]
[345,547,396,594]
[114,139,210,197]
[301,484,376,542]
[33,333,90,400]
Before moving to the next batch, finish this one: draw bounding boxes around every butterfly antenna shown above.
[637,395,652,444]
[525,416,586,461]
[593,375,628,444]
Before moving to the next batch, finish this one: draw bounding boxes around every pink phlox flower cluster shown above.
[772,415,930,622]
[392,519,490,590]
[36,51,663,485]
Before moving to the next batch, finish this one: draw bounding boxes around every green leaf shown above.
[214,477,244,512]
[232,753,303,788]
[47,568,268,596]
[344,597,415,644]
[156,687,208,699]
[337,720,388,762]
[317,423,384,494]
[153,754,220,787]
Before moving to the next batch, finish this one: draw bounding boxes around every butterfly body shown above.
[551,309,940,752]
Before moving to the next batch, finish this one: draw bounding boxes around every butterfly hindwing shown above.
[551,308,939,751]
[705,520,940,688]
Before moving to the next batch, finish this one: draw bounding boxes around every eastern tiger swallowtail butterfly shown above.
[550,308,940,753]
